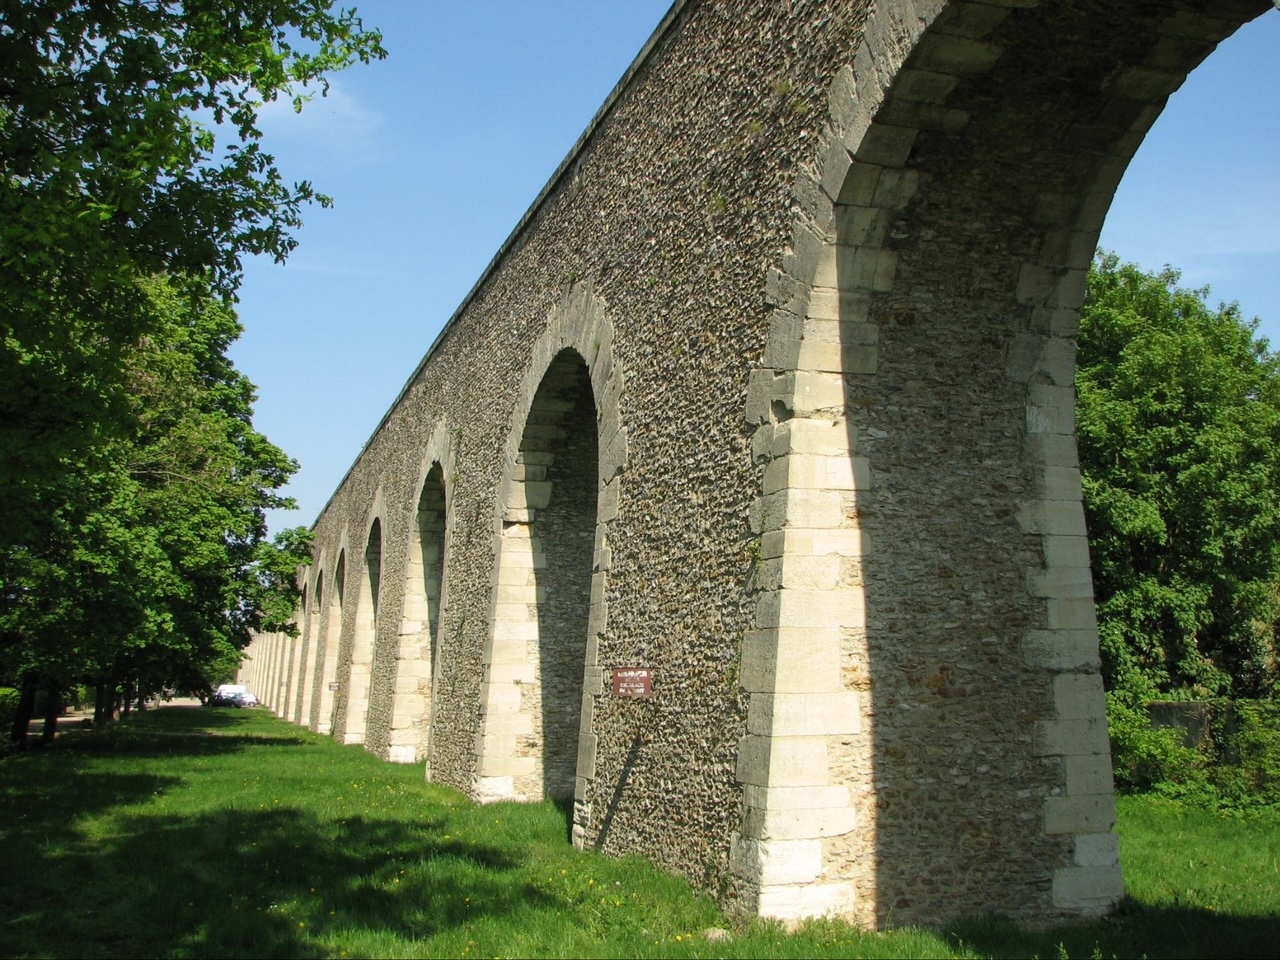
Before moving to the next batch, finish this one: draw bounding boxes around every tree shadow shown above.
[68,732,310,756]
[1,767,180,844]
[93,808,544,955]
[33,710,310,759]
[0,710,562,959]
[945,902,1280,960]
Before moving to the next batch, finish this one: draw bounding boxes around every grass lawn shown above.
[1,705,1276,958]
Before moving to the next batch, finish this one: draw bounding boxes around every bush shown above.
[1108,691,1208,795]
[1211,700,1280,811]
[0,687,17,737]
[1109,693,1280,811]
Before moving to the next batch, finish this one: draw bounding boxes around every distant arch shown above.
[389,425,455,766]
[282,582,308,722]
[296,571,321,726]
[315,549,346,735]
[343,513,384,745]
[272,627,290,715]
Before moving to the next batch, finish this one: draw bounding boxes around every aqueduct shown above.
[242,0,1275,927]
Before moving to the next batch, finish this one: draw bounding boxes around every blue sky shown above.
[229,2,1280,534]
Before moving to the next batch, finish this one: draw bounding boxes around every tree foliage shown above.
[0,0,384,537]
[1078,253,1280,700]
[1,277,312,728]
[0,0,377,735]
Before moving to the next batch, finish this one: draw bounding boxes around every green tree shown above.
[0,0,384,541]
[1,277,311,741]
[1078,252,1280,700]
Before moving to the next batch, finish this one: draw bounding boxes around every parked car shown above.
[211,684,258,707]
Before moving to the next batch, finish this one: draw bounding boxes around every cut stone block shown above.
[1051,864,1124,913]
[730,836,823,885]
[735,734,831,787]
[1044,795,1118,835]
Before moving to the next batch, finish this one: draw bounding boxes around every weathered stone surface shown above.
[1052,864,1125,913]
[1044,795,1118,836]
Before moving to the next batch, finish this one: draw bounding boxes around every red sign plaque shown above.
[612,667,653,698]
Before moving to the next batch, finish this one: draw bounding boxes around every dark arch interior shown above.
[302,572,324,725]
[345,517,383,742]
[289,584,308,721]
[323,551,346,734]
[416,464,448,768]
[417,466,447,662]
[332,553,345,614]
[522,349,599,803]
[365,519,383,624]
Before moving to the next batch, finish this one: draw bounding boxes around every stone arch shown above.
[342,503,386,745]
[295,569,321,726]
[271,627,290,714]
[315,547,347,736]
[282,580,309,722]
[474,284,626,829]
[388,422,456,767]
[742,0,1272,929]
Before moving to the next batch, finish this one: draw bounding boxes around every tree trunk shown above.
[41,685,61,741]
[94,679,114,727]
[9,674,37,748]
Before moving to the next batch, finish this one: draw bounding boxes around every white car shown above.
[212,684,258,707]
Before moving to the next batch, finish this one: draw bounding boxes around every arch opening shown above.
[272,629,290,715]
[344,519,383,745]
[283,584,308,722]
[297,575,321,726]
[840,0,1271,929]
[747,0,1272,929]
[316,552,345,735]
[389,464,449,765]
[477,348,599,804]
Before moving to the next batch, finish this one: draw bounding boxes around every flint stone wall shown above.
[241,0,1273,929]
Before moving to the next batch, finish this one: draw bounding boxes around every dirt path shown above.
[26,696,204,738]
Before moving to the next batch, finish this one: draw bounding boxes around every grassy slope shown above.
[1,706,1276,958]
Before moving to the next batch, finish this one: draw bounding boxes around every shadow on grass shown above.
[35,707,310,759]
[0,708,559,959]
[1,716,189,843]
[7,707,1277,959]
[67,732,311,756]
[52,807,554,958]
[551,794,576,844]
[945,901,1280,960]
